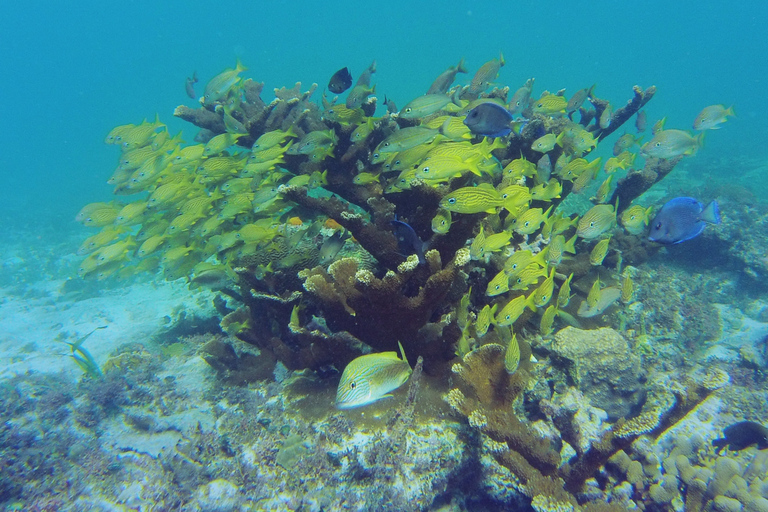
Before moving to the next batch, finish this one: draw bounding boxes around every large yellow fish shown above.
[204,60,246,105]
[336,342,412,409]
[641,129,704,159]
[577,202,617,239]
[440,184,503,214]
[532,94,568,115]
[469,52,505,94]
[620,205,653,235]
[399,94,454,119]
[495,294,527,326]
[693,104,735,131]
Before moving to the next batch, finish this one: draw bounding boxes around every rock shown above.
[193,478,241,512]
[550,326,644,419]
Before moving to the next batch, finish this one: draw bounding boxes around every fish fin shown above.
[700,200,721,225]
[726,105,736,118]
[397,341,410,367]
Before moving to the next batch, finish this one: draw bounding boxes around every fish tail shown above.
[726,105,736,118]
[701,200,721,225]
[499,51,505,67]
[456,57,467,74]
[694,131,705,153]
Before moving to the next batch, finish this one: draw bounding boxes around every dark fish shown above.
[712,421,768,453]
[185,71,198,99]
[383,95,397,114]
[464,102,515,137]
[636,110,647,133]
[648,197,721,245]
[391,219,425,264]
[328,67,353,94]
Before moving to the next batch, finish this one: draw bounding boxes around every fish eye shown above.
[524,221,530,227]
[655,222,662,229]
[589,222,595,227]
[350,381,356,389]
[448,198,456,204]
[422,167,430,173]
[405,108,412,113]
[383,142,390,147]
[495,285,500,290]
[655,142,661,147]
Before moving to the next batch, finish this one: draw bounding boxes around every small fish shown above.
[352,172,380,185]
[463,102,515,137]
[599,102,613,129]
[712,421,768,453]
[486,269,511,296]
[536,155,552,183]
[545,234,576,267]
[391,218,426,264]
[203,132,242,156]
[577,202,617,239]
[592,174,614,204]
[469,52,505,94]
[620,205,653,235]
[566,84,595,114]
[648,197,721,244]
[635,110,647,132]
[427,57,468,95]
[613,133,641,156]
[350,119,375,144]
[503,157,537,179]
[578,287,620,317]
[346,60,377,109]
[526,267,556,310]
[652,117,666,135]
[335,342,412,409]
[508,78,534,114]
[693,104,735,131]
[495,294,527,326]
[620,273,634,303]
[504,334,520,374]
[531,133,557,153]
[557,273,574,307]
[475,304,496,337]
[457,286,472,330]
[471,227,512,260]
[510,264,547,291]
[511,206,552,236]
[319,230,348,264]
[252,127,298,151]
[431,208,452,234]
[539,305,557,336]
[440,183,503,214]
[328,66,353,94]
[185,71,198,99]
[532,94,567,116]
[641,129,704,159]
[587,277,602,309]
[589,236,611,266]
[504,250,546,276]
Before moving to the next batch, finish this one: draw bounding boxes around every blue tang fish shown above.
[391,218,426,264]
[464,102,516,137]
[648,197,721,244]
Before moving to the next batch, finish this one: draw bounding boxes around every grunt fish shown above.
[693,104,735,131]
[427,57,468,95]
[641,129,704,159]
[469,52,505,95]
[336,342,412,409]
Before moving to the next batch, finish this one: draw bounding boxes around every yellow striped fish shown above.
[335,342,412,409]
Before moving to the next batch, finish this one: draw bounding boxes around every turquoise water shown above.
[2,2,768,510]
[1,0,766,231]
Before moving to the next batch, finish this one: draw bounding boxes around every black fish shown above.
[712,421,768,453]
[328,67,353,94]
[463,102,515,137]
[185,71,198,99]
[648,197,721,245]
[391,219,425,264]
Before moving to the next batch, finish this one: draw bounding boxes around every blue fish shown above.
[463,102,515,137]
[648,197,721,244]
[391,218,426,264]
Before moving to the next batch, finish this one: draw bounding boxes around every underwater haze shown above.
[3,0,768,511]
[1,0,766,229]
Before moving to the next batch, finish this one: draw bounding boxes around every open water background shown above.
[1,0,766,238]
